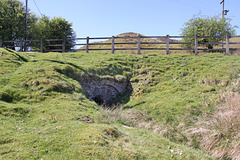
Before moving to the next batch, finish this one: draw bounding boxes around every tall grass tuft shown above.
[187,92,240,159]
[98,104,153,127]
[98,105,187,143]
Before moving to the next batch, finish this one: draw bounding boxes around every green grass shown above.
[1,47,240,159]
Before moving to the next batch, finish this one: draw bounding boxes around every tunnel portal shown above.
[80,75,131,106]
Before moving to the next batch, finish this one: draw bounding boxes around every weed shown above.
[187,92,240,159]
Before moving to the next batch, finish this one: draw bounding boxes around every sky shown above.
[20,0,240,38]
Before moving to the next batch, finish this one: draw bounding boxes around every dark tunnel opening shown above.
[79,75,132,107]
[93,95,104,106]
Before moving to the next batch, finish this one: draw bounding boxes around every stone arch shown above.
[79,75,132,106]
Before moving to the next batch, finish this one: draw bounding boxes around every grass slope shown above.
[1,48,240,159]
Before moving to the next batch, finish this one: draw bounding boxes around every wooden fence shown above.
[1,35,240,55]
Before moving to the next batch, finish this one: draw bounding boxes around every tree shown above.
[181,15,237,49]
[0,0,75,52]
[32,16,76,52]
[0,0,37,41]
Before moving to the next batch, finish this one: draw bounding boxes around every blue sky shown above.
[20,0,239,37]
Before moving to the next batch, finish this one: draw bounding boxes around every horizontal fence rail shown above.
[1,35,240,55]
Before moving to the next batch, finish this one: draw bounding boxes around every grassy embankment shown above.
[1,47,240,159]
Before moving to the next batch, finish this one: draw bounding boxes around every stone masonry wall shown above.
[79,75,130,106]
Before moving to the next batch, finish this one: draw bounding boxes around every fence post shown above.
[111,36,115,54]
[166,35,169,55]
[226,34,230,55]
[62,38,66,53]
[24,40,27,51]
[86,37,89,53]
[20,40,23,52]
[137,35,141,54]
[41,39,44,53]
[195,34,198,55]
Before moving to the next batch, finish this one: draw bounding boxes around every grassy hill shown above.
[1,48,240,159]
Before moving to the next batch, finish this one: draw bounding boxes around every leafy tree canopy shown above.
[32,15,76,51]
[181,14,237,49]
[32,16,75,39]
[0,0,76,52]
[0,0,37,41]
